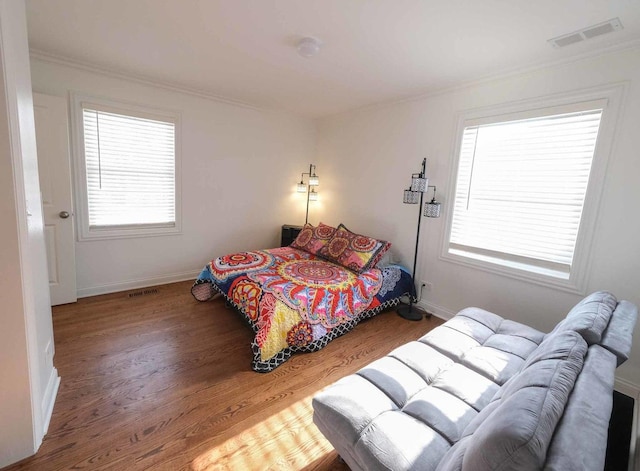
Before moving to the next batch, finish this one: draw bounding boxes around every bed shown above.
[191,223,414,372]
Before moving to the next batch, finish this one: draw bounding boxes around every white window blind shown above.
[449,106,603,278]
[82,108,176,230]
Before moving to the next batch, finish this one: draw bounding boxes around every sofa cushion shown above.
[313,341,484,471]
[421,308,544,386]
[522,327,587,369]
[354,411,452,471]
[312,373,398,448]
[550,291,617,344]
[599,300,638,366]
[441,330,587,471]
[544,345,616,471]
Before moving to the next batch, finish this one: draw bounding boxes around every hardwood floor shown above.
[3,281,443,471]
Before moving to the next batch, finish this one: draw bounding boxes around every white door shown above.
[33,92,77,305]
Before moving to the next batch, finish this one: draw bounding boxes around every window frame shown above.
[441,84,625,293]
[71,93,182,241]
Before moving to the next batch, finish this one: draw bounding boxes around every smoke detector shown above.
[549,18,623,48]
[297,37,322,58]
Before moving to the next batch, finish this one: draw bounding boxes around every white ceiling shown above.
[25,0,640,118]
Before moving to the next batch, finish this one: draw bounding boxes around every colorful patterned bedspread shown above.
[191,247,414,372]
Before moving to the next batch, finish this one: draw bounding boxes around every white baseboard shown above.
[77,269,202,298]
[616,377,640,399]
[41,367,60,436]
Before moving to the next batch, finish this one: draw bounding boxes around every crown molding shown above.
[31,37,640,121]
[29,48,269,113]
[324,38,640,121]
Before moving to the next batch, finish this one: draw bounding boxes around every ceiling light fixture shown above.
[297,37,322,58]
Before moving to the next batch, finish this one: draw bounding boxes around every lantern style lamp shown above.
[398,158,441,321]
[297,164,320,224]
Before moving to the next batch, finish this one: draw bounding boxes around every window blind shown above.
[82,108,176,229]
[449,108,603,276]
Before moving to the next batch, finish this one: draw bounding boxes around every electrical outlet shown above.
[418,281,433,302]
[421,281,433,291]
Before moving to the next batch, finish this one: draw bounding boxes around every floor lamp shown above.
[397,158,441,321]
[296,164,319,224]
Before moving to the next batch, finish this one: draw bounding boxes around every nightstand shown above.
[281,224,303,247]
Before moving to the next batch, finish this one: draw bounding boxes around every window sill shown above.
[78,223,181,241]
[441,248,585,295]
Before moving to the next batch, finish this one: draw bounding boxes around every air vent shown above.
[549,18,623,48]
[128,288,159,298]
[553,33,584,48]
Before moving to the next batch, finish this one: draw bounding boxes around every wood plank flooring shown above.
[3,281,443,471]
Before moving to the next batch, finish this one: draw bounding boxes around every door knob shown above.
[59,211,70,219]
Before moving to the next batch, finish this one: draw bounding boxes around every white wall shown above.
[30,59,317,296]
[317,45,640,386]
[0,0,58,466]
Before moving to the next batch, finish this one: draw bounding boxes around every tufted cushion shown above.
[312,373,398,448]
[549,291,617,344]
[421,308,545,386]
[544,345,616,471]
[314,342,483,471]
[447,330,587,471]
[599,299,637,366]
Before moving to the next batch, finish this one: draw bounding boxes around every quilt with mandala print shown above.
[192,245,414,372]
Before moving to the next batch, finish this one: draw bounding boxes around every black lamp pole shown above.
[398,158,427,321]
[298,164,318,225]
[305,163,313,225]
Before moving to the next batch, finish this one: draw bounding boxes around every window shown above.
[73,95,180,240]
[444,88,622,291]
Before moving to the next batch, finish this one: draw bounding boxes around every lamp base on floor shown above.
[397,303,426,321]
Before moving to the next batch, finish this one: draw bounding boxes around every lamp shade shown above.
[424,199,441,218]
[309,175,319,186]
[411,176,428,192]
[309,189,318,201]
[403,189,420,204]
[297,182,307,193]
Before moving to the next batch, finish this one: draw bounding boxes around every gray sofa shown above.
[312,291,637,471]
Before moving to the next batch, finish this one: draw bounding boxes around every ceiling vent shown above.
[548,18,623,48]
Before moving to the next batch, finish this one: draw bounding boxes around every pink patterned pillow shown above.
[370,240,392,268]
[318,224,391,273]
[290,222,337,255]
